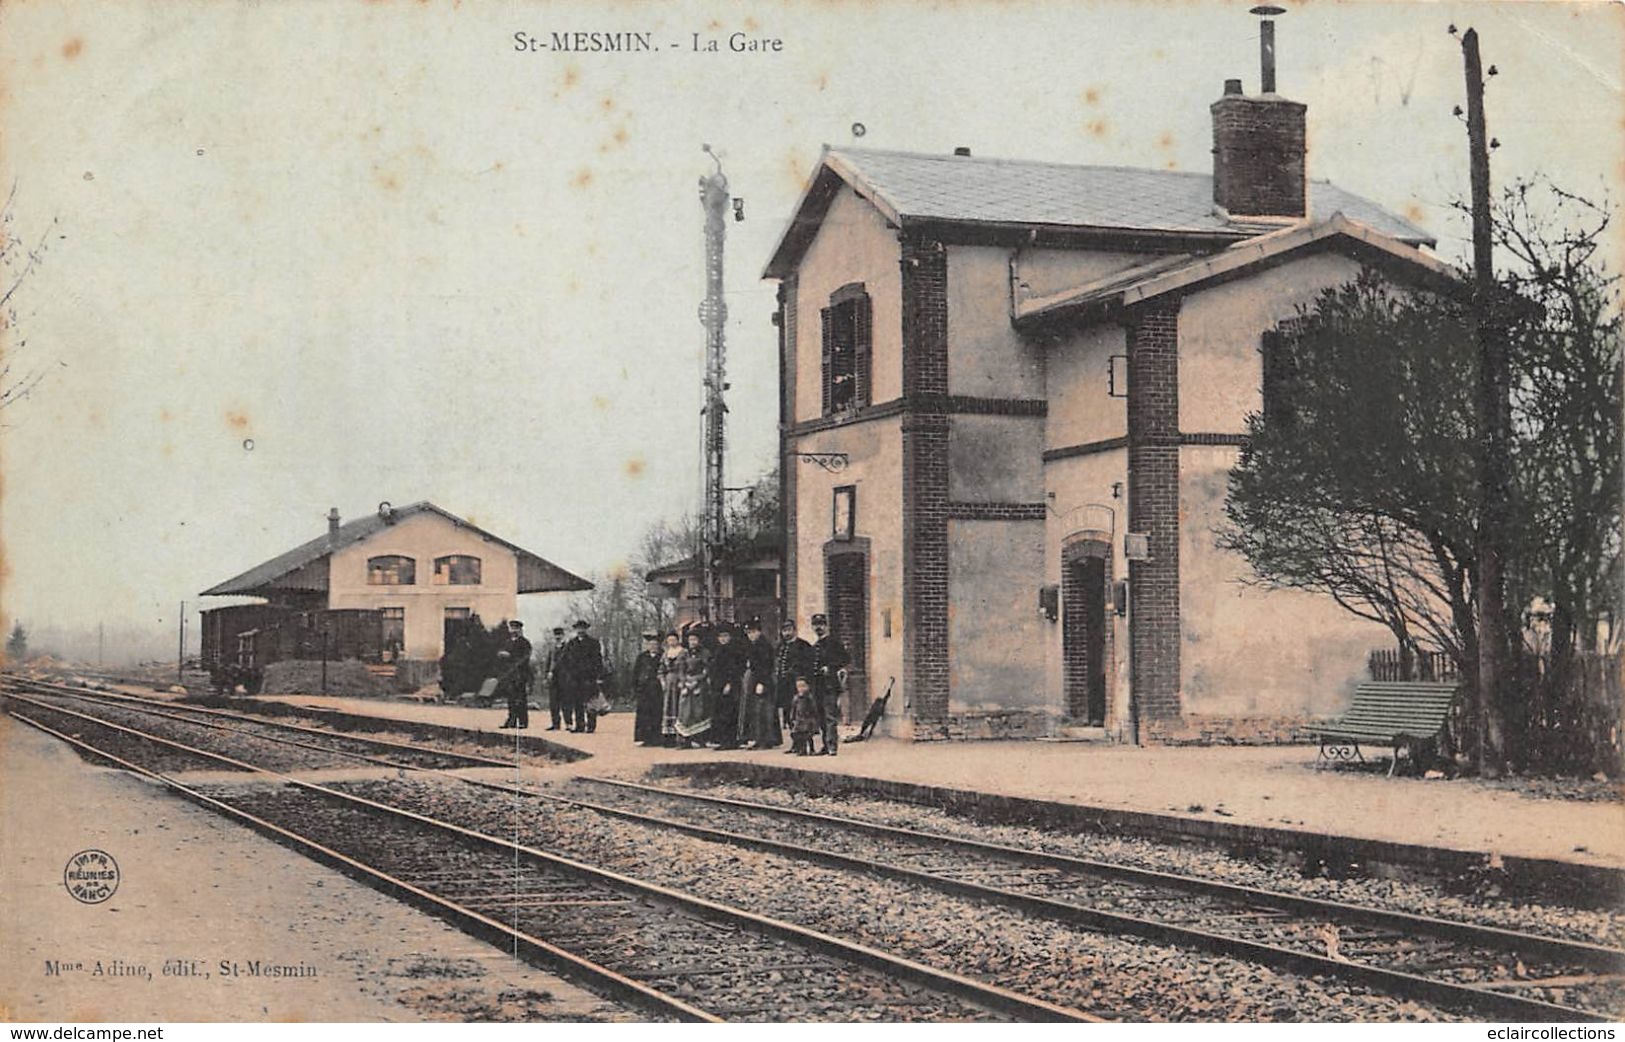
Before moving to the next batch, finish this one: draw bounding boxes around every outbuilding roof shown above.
[200,502,593,597]
[763,147,1435,278]
[1012,214,1461,328]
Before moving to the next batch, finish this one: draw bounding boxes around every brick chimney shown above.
[327,507,341,537]
[1211,7,1306,219]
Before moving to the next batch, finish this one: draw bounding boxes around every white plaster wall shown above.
[947,246,1044,398]
[1042,450,1131,729]
[1178,252,1363,433]
[1046,322,1127,450]
[791,418,904,694]
[328,511,519,659]
[948,518,1047,710]
[793,190,903,420]
[949,415,1044,503]
[1178,445,1389,716]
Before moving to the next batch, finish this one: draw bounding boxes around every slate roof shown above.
[201,502,593,597]
[645,531,784,583]
[764,147,1434,278]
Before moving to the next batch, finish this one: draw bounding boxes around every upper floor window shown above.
[1260,325,1301,429]
[367,554,416,586]
[433,554,482,586]
[822,284,872,416]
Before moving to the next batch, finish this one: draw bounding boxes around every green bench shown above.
[1312,680,1461,776]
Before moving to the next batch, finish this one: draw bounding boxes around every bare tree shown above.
[0,184,61,421]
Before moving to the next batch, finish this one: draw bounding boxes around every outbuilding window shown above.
[822,283,872,415]
[434,554,482,585]
[367,555,416,586]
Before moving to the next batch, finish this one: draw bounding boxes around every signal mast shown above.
[697,145,741,624]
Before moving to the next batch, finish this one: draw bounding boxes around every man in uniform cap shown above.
[497,620,534,729]
[810,613,850,756]
[543,626,570,730]
[557,619,607,733]
[771,618,815,751]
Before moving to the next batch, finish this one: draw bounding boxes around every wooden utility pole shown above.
[1461,27,1510,775]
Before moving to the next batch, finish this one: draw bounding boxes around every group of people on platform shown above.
[493,618,610,732]
[629,613,850,756]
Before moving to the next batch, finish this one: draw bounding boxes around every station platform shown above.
[253,692,1625,874]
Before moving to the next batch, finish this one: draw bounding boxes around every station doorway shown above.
[1063,544,1109,726]
[824,550,869,721]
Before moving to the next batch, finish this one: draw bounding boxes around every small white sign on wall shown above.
[1124,533,1151,561]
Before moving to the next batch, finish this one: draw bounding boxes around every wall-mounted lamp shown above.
[1107,355,1129,398]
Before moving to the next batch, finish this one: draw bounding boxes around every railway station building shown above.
[764,75,1456,742]
[201,502,591,662]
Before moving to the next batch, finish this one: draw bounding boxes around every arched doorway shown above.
[823,540,870,722]
[1062,534,1113,726]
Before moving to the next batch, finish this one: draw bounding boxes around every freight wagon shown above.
[199,604,385,694]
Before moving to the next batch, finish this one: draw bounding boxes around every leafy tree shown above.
[5,621,29,662]
[1219,272,1482,677]
[1220,179,1621,774]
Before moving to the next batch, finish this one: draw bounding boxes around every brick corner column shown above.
[1126,298,1183,737]
[900,235,950,736]
[778,276,799,621]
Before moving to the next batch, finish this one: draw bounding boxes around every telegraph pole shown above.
[1460,26,1510,775]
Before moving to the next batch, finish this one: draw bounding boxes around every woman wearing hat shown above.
[631,632,664,745]
[657,631,685,746]
[671,627,714,749]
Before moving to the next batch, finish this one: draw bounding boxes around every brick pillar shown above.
[900,236,950,736]
[1126,299,1182,734]
[779,276,799,618]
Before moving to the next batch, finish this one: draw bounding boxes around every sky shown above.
[1,0,1620,662]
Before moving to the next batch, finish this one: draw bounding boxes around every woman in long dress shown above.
[631,632,664,745]
[672,629,713,748]
[657,631,685,746]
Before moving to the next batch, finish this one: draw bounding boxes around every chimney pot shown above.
[953,146,971,157]
[327,507,340,536]
[1223,78,1243,95]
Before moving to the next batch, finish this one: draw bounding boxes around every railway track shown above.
[8,679,1620,1020]
[4,698,1090,1023]
[542,775,1624,1021]
[3,680,516,772]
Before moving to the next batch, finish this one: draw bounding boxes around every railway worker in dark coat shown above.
[542,626,570,731]
[497,620,534,729]
[771,619,815,752]
[738,617,780,749]
[810,613,850,756]
[709,624,748,749]
[556,619,607,734]
[631,632,665,746]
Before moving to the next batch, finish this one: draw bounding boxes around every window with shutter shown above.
[824,283,868,416]
[821,306,835,415]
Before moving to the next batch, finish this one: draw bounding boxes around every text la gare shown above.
[695,32,782,53]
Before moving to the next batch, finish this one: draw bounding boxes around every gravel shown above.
[332,776,1461,1022]
[670,779,1625,949]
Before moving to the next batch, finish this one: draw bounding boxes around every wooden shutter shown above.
[853,293,873,407]
[820,306,834,415]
